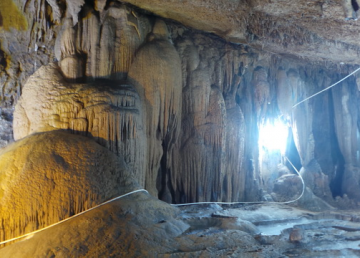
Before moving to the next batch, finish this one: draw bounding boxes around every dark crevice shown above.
[157,142,173,203]
[285,128,302,173]
[328,90,346,198]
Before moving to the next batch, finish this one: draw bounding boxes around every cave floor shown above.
[175,203,360,258]
[2,192,360,257]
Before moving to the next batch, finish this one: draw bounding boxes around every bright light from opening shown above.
[259,119,289,154]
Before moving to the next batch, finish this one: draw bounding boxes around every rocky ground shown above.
[1,191,360,257]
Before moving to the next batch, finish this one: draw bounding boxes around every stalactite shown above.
[276,68,294,119]
[332,79,360,199]
[13,63,146,187]
[128,19,182,196]
[252,66,270,122]
[290,68,315,167]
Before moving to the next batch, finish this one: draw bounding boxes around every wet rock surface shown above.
[175,203,360,257]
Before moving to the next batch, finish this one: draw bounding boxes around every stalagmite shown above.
[173,51,227,202]
[0,130,138,244]
[13,64,146,186]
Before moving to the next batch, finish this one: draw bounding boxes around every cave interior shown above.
[2,0,360,257]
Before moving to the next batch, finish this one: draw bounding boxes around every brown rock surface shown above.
[120,0,360,64]
[0,191,188,257]
[128,19,182,196]
[0,130,138,243]
[13,63,147,186]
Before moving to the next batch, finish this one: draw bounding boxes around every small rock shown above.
[289,228,303,243]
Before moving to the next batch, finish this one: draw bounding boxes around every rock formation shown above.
[128,19,182,196]
[13,63,147,186]
[0,130,138,243]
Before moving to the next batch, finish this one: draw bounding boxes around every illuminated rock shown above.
[0,130,138,243]
[13,63,146,186]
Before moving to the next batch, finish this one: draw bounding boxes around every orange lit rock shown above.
[13,63,146,187]
[0,130,138,244]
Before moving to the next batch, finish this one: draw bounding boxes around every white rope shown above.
[0,189,148,246]
[172,156,305,207]
[292,67,360,108]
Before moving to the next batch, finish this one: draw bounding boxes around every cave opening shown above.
[258,117,303,196]
[258,118,289,155]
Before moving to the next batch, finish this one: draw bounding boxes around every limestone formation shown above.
[252,66,270,121]
[332,79,360,199]
[13,63,146,186]
[128,19,182,196]
[0,191,188,257]
[4,2,360,257]
[276,68,296,119]
[170,36,252,203]
[0,130,138,243]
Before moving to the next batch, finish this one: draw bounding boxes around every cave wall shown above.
[1,0,360,205]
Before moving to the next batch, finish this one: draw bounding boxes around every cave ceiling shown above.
[121,0,360,65]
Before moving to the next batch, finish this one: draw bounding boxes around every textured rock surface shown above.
[120,0,360,64]
[0,130,138,243]
[128,19,182,196]
[13,63,146,186]
[0,191,189,257]
[2,201,360,257]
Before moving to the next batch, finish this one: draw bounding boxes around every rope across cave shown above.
[292,66,360,108]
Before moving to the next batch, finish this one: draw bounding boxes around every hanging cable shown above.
[292,66,360,108]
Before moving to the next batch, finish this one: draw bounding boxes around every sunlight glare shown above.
[259,120,289,154]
